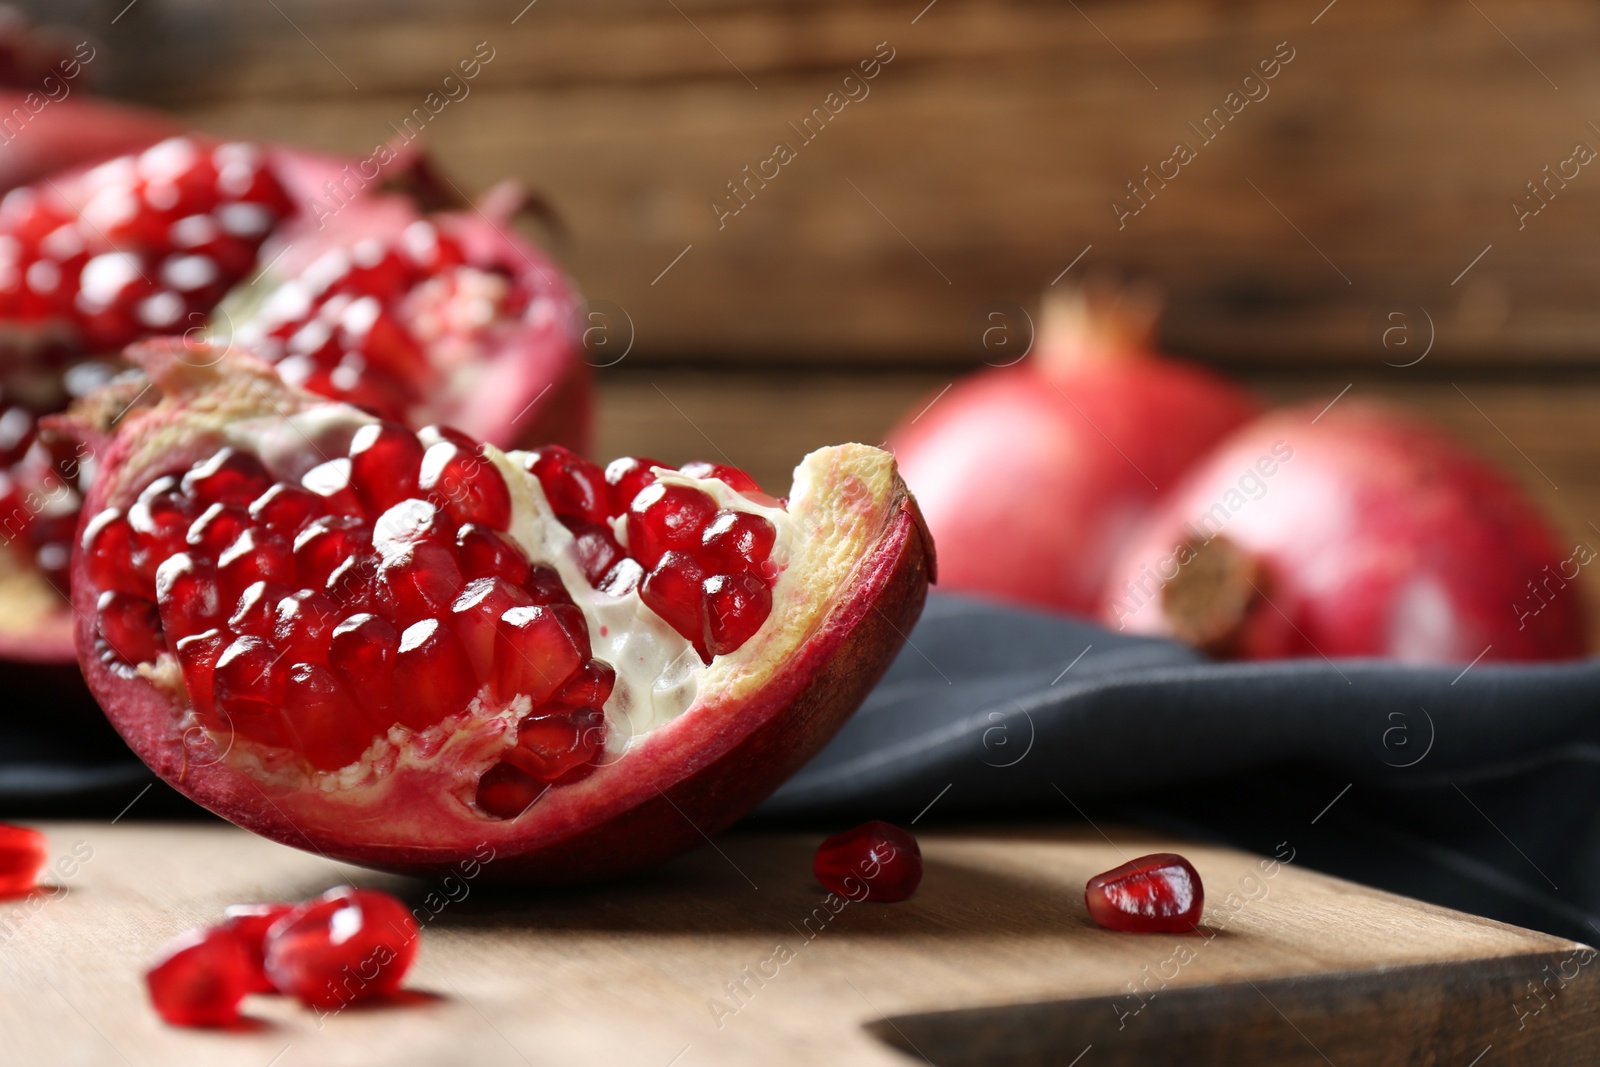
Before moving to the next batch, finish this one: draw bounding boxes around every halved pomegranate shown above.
[67,342,931,881]
[0,133,587,692]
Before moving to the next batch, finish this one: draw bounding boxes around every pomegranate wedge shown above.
[67,342,932,881]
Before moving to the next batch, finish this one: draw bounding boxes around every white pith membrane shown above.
[128,400,817,815]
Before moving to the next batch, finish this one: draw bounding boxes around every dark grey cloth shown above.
[7,593,1600,941]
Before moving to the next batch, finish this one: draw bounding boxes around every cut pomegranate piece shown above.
[145,925,253,1027]
[69,344,932,882]
[262,887,419,1008]
[0,133,589,708]
[1085,852,1205,933]
[813,821,923,902]
[0,823,48,896]
[220,902,294,993]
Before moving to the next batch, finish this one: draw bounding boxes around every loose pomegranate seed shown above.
[146,926,254,1028]
[1085,853,1204,933]
[525,446,608,524]
[220,902,294,993]
[0,824,48,896]
[625,483,718,569]
[813,822,923,902]
[603,455,663,515]
[263,887,419,1008]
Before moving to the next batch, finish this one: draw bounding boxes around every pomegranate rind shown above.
[72,345,932,882]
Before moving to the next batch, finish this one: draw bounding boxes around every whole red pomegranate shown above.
[1100,401,1590,662]
[887,283,1257,615]
[67,342,931,881]
[0,134,587,693]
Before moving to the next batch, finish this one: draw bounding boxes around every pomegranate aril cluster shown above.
[523,447,781,662]
[146,887,419,1027]
[237,221,527,422]
[86,422,608,784]
[0,406,87,592]
[0,136,290,352]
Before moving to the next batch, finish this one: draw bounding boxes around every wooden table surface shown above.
[2,821,1596,1065]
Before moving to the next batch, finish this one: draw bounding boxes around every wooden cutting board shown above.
[1,821,1594,1065]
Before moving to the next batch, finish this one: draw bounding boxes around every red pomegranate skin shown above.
[1101,401,1590,662]
[0,92,182,193]
[70,344,933,883]
[888,296,1257,616]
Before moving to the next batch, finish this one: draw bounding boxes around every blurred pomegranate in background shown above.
[887,280,1258,616]
[1100,401,1590,663]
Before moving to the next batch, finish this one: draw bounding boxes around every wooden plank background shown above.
[46,0,1600,368]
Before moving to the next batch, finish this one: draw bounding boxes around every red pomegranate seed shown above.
[154,552,222,638]
[476,761,544,819]
[248,483,324,535]
[490,604,585,706]
[625,483,718,569]
[813,821,923,903]
[175,628,228,722]
[549,658,616,711]
[347,422,423,514]
[273,589,339,664]
[145,925,253,1028]
[680,460,762,494]
[300,457,363,515]
[181,447,271,507]
[525,445,607,524]
[263,887,419,1009]
[227,580,289,638]
[212,635,290,746]
[324,553,381,613]
[703,572,772,657]
[293,514,369,588]
[391,618,476,730]
[129,475,196,578]
[186,502,251,555]
[504,707,605,782]
[603,455,662,515]
[220,902,294,994]
[1085,853,1204,933]
[457,523,531,585]
[377,542,465,624]
[700,510,777,575]
[328,613,398,712]
[639,551,710,658]
[419,438,511,530]
[95,590,165,666]
[599,557,644,597]
[372,498,450,559]
[523,562,569,604]
[450,577,535,681]
[82,509,145,596]
[0,824,48,896]
[567,519,623,585]
[280,662,372,771]
[217,528,294,603]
